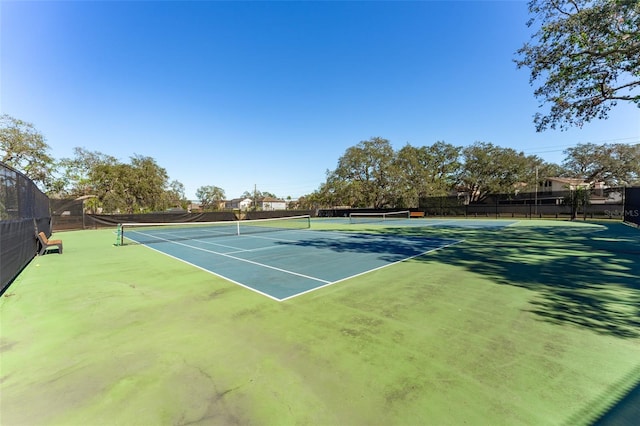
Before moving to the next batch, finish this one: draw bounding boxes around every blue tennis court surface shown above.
[124,226,462,301]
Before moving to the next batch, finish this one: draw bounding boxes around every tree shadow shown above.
[386,222,640,339]
[278,231,461,264]
[297,222,640,339]
[295,221,640,422]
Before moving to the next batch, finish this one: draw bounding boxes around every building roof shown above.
[546,177,589,185]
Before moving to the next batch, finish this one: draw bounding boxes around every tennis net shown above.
[118,215,311,245]
[349,210,410,224]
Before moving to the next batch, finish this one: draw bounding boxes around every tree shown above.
[424,141,463,194]
[89,155,171,213]
[261,191,277,199]
[459,142,538,202]
[563,142,640,185]
[516,0,640,131]
[241,189,277,200]
[297,191,325,210]
[564,185,591,220]
[317,169,360,208]
[129,155,169,211]
[393,142,461,207]
[57,147,118,197]
[393,145,431,208]
[55,149,187,212]
[0,114,54,188]
[330,137,396,208]
[196,185,226,210]
[90,162,135,213]
[166,180,187,209]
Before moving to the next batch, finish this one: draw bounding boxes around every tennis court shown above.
[2,218,639,425]
[121,216,464,300]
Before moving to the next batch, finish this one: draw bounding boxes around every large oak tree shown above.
[516,0,640,131]
[196,185,226,210]
[562,142,640,185]
[0,114,54,187]
[330,137,396,209]
[393,142,462,207]
[458,142,542,203]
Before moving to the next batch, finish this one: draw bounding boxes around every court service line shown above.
[238,228,353,242]
[225,245,284,255]
[224,229,355,253]
[128,232,331,284]
[238,233,306,243]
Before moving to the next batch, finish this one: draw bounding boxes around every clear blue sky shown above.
[2,1,639,200]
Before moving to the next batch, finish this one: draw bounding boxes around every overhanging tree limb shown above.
[516,0,640,131]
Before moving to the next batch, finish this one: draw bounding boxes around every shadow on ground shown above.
[305,221,640,425]
[302,222,640,340]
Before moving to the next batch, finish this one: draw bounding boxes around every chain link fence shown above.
[418,187,627,220]
[0,162,51,293]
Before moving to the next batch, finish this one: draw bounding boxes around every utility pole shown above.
[535,166,538,216]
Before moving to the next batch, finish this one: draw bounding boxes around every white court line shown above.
[133,227,330,255]
[224,229,357,253]
[225,245,284,255]
[127,231,330,284]
[134,230,248,252]
[238,233,305,243]
[127,241,284,302]
[128,229,463,302]
[278,239,465,302]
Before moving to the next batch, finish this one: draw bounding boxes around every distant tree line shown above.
[0,114,186,214]
[2,115,639,213]
[296,137,640,210]
[3,1,639,213]
[0,114,294,213]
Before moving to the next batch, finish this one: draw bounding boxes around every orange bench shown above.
[37,232,63,255]
[410,211,425,218]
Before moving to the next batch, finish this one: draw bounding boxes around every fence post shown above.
[115,224,122,246]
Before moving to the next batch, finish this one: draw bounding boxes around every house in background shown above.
[187,201,201,212]
[539,177,592,194]
[226,198,253,210]
[537,177,621,205]
[258,197,286,211]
